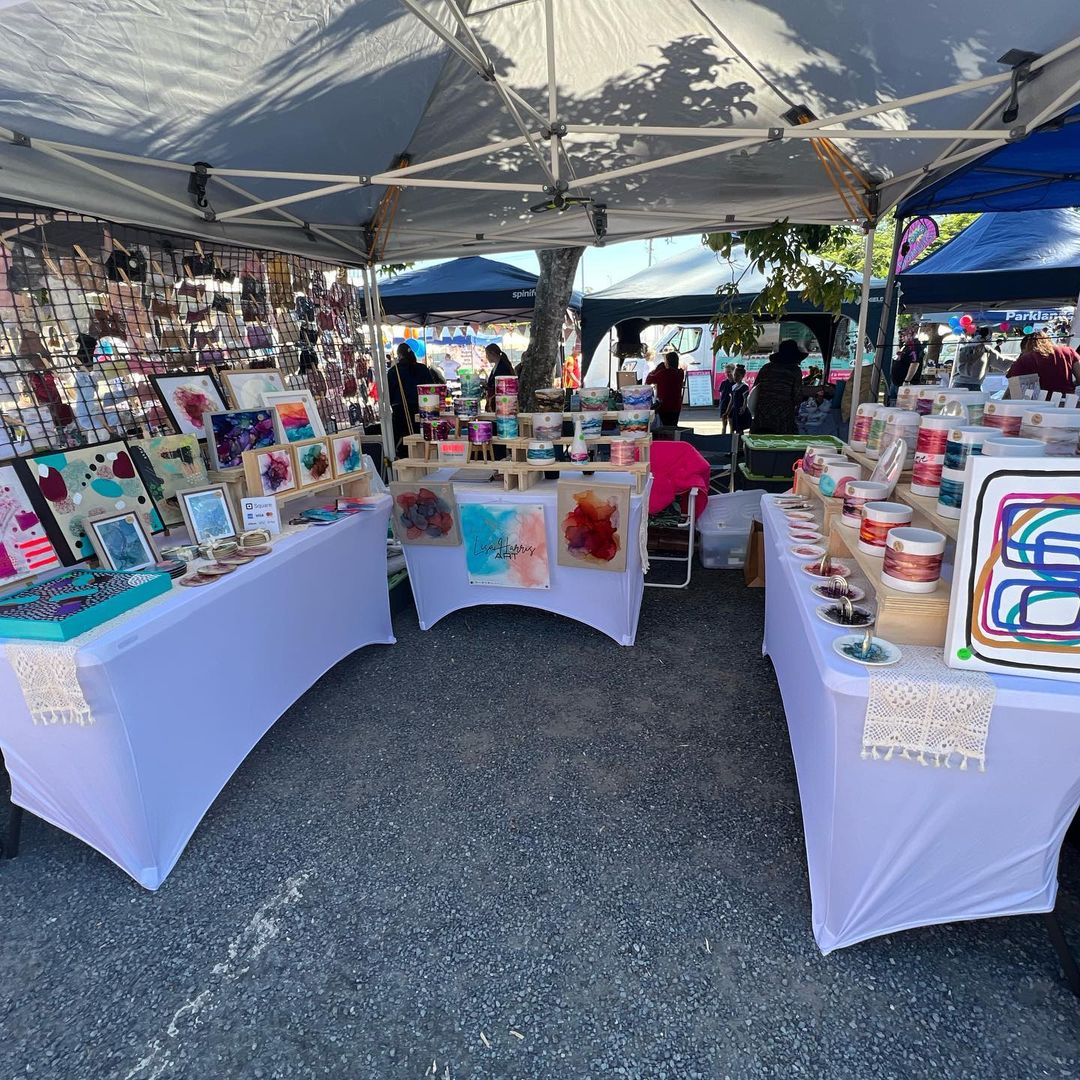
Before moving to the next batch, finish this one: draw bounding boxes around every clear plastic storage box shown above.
[696,490,762,569]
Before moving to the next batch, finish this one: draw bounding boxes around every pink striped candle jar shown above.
[494,375,519,396]
[881,527,945,594]
[849,402,878,451]
[858,500,912,557]
[609,437,637,465]
[915,414,953,457]
[495,394,518,417]
[910,452,946,497]
[916,387,939,415]
[422,419,451,442]
[841,480,889,528]
[943,425,993,471]
[983,400,1040,437]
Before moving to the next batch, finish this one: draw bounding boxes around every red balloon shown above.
[959,315,973,327]
[999,322,1010,331]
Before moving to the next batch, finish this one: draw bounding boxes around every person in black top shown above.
[387,341,444,452]
[889,330,925,403]
[484,344,516,409]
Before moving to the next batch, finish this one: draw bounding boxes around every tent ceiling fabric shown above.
[1,1,1079,262]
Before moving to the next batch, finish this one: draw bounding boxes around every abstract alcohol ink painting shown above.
[243,444,297,498]
[460,502,549,588]
[0,464,60,587]
[388,482,461,546]
[87,511,157,571]
[15,442,164,565]
[294,438,333,488]
[946,457,1080,682]
[206,409,276,470]
[262,390,325,443]
[177,484,238,543]
[149,371,227,438]
[556,480,630,573]
[129,434,207,527]
[331,432,363,477]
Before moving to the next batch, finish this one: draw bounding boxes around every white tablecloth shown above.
[401,470,648,646]
[0,496,394,889]
[761,496,1080,953]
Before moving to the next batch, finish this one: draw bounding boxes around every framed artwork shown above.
[176,484,238,543]
[389,481,461,546]
[262,390,325,442]
[293,438,333,488]
[460,502,549,588]
[556,480,630,573]
[205,409,276,470]
[86,510,157,571]
[149,370,227,438]
[0,463,61,587]
[331,432,363,478]
[946,457,1080,683]
[15,441,164,565]
[129,434,208,527]
[220,367,286,410]
[243,444,298,498]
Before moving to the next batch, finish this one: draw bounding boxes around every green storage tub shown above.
[741,434,844,478]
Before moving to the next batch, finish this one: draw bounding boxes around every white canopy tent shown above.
[2,0,1080,426]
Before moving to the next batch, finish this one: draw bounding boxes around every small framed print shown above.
[330,431,364,478]
[261,390,325,443]
[205,409,277,470]
[176,484,238,543]
[293,438,333,488]
[219,367,286,410]
[243,444,298,498]
[149,370,227,438]
[86,511,157,572]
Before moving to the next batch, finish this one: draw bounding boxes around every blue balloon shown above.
[405,338,426,358]
[948,316,961,329]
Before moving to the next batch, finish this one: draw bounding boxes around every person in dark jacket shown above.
[387,341,444,452]
[484,344,516,409]
[749,338,806,435]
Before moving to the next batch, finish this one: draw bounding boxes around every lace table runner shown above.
[862,645,996,771]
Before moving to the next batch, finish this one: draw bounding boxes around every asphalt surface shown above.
[1,566,1079,1079]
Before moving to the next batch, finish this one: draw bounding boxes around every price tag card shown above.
[438,441,469,464]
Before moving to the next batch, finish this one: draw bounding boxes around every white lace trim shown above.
[862,645,996,771]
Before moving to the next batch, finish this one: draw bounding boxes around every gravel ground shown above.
[1,567,1078,1079]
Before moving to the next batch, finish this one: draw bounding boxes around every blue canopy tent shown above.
[898,209,1080,310]
[581,244,887,376]
[367,256,582,327]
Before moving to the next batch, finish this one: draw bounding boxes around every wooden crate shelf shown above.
[511,460,650,494]
[392,458,516,490]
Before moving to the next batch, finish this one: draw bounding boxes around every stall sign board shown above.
[686,369,714,408]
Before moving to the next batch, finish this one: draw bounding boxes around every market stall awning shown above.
[1,3,1080,262]
[581,243,887,366]
[371,256,581,325]
[899,208,1080,309]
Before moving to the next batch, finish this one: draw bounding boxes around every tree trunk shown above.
[518,247,584,410]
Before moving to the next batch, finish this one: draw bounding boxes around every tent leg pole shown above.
[1072,288,1080,352]
[848,226,876,432]
[363,265,396,467]
[870,216,905,402]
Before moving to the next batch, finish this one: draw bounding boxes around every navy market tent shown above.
[2,4,1080,262]
[899,209,1080,309]
[372,256,581,326]
[581,244,887,370]
[899,106,1080,217]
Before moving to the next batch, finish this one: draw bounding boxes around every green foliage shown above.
[704,221,858,357]
[377,263,413,278]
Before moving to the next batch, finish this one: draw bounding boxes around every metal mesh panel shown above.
[0,205,377,459]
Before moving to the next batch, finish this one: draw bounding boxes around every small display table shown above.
[400,469,649,646]
[0,496,394,888]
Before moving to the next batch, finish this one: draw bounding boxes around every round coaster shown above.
[219,554,256,565]
[198,562,238,576]
[177,574,216,587]
[240,546,273,557]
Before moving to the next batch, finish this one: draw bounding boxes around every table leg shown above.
[1043,909,1080,999]
[1,804,23,859]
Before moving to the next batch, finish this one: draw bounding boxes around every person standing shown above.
[387,341,444,452]
[728,364,751,434]
[484,343,516,409]
[646,350,685,427]
[749,339,806,435]
[716,362,736,432]
[951,326,1007,390]
[1006,331,1080,394]
[890,330,925,402]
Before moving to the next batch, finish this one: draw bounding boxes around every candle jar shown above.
[865,407,903,459]
[849,402,878,450]
[621,384,655,409]
[858,500,913,557]
[609,437,637,465]
[535,387,566,412]
[841,480,889,528]
[910,451,946,497]
[580,413,603,438]
[579,386,610,411]
[819,460,862,498]
[915,414,953,457]
[983,400,1041,437]
[617,409,651,433]
[980,436,1045,457]
[526,440,556,463]
[494,375,518,396]
[1020,410,1080,456]
[496,415,519,438]
[943,425,993,471]
[936,466,966,519]
[532,412,563,439]
[454,396,480,419]
[495,394,518,417]
[884,411,920,455]
[468,420,493,444]
[881,527,945,593]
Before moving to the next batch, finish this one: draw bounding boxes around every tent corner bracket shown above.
[1007,125,1028,142]
[10,131,30,148]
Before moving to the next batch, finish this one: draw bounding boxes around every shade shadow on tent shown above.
[581,245,887,374]
[368,256,582,326]
[898,208,1080,310]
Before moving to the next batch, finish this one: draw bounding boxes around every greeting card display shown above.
[149,370,227,438]
[556,480,630,573]
[205,409,276,470]
[0,464,61,587]
[15,442,163,565]
[946,457,1080,683]
[460,502,549,588]
[0,568,172,641]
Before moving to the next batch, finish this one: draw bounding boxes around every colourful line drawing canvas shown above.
[294,438,333,487]
[243,444,297,497]
[15,442,163,565]
[262,391,325,443]
[129,434,208,527]
[331,433,363,477]
[220,368,285,410]
[389,482,461,546]
[149,371,227,437]
[946,457,1080,682]
[206,409,276,470]
[556,480,630,573]
[0,464,60,586]
[460,502,549,588]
